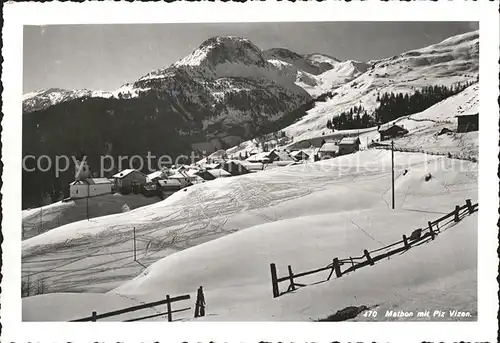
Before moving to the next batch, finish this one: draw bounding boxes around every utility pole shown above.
[133,227,136,261]
[391,140,395,210]
[40,206,43,232]
[86,183,90,221]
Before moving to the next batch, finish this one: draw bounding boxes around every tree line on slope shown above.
[326,81,475,131]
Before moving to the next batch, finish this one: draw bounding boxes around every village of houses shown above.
[68,111,479,204]
[69,134,367,202]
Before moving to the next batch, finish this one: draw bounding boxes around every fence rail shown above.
[70,286,206,322]
[269,199,478,298]
[372,145,478,162]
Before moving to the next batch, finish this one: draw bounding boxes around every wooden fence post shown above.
[194,286,205,318]
[454,205,460,222]
[270,263,279,298]
[465,199,473,214]
[428,221,435,240]
[287,265,296,291]
[363,249,374,266]
[333,258,342,278]
[91,311,97,322]
[198,286,205,317]
[402,234,409,248]
[166,295,172,322]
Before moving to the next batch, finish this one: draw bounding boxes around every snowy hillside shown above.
[22,194,161,240]
[284,30,478,141]
[23,150,477,321]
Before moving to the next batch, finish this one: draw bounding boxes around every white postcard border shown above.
[2,1,498,342]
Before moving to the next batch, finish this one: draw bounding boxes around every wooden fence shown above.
[372,145,478,162]
[270,199,478,298]
[70,286,206,322]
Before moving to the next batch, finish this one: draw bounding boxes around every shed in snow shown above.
[456,113,478,133]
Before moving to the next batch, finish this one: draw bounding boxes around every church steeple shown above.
[74,150,91,181]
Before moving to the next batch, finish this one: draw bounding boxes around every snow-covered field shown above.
[22,150,478,321]
[22,193,161,240]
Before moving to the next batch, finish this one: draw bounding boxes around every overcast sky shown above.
[23,22,478,94]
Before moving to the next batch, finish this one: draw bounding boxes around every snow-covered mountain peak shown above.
[304,53,341,65]
[264,48,340,76]
[174,35,268,69]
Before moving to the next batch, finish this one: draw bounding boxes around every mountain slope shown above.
[283,30,479,141]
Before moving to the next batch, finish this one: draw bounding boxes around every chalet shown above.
[112,169,148,193]
[339,137,361,155]
[456,113,478,133]
[378,123,409,141]
[290,150,310,161]
[318,141,339,159]
[158,179,182,192]
[222,161,250,176]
